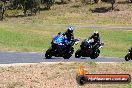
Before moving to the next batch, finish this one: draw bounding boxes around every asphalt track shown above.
[0,52,131,64]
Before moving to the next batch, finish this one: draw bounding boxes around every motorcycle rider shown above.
[62,27,74,53]
[63,27,74,42]
[89,31,100,51]
[51,27,74,51]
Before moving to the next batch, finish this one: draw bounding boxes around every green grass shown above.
[0,24,131,58]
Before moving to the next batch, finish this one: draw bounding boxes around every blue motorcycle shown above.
[45,33,79,59]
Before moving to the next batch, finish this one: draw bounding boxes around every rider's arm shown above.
[71,33,74,39]
[62,32,66,36]
[70,33,74,42]
[89,35,93,39]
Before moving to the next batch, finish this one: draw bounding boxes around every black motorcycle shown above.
[45,33,79,59]
[125,48,132,61]
[75,39,104,59]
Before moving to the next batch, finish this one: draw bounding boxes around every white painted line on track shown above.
[0,62,126,67]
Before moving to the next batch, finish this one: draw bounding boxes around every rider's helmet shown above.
[67,27,74,34]
[93,31,99,38]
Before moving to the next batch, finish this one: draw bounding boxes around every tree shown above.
[101,0,115,10]
[0,2,6,20]
[94,0,99,3]
[111,0,115,10]
[10,0,40,16]
[41,0,54,10]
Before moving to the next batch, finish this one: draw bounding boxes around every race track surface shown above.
[0,52,131,64]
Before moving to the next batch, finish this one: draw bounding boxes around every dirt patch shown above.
[0,62,131,88]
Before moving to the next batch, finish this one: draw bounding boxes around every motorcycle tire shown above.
[75,49,82,58]
[125,53,131,61]
[45,47,52,59]
[63,53,71,59]
[90,56,96,59]
[90,50,100,59]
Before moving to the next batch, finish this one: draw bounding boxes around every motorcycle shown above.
[75,39,104,59]
[125,48,132,61]
[45,33,79,59]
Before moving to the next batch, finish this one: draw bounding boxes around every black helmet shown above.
[67,27,74,34]
[93,31,99,37]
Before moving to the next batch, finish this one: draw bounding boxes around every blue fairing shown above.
[53,35,60,42]
[53,34,69,48]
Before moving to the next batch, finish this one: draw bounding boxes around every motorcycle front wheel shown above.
[125,53,131,61]
[90,50,100,59]
[75,49,82,58]
[45,47,52,59]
